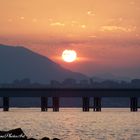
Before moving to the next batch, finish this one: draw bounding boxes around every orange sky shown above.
[0,0,140,78]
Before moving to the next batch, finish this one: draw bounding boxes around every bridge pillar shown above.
[41,97,48,111]
[130,97,138,112]
[52,97,59,112]
[82,97,90,111]
[93,97,101,112]
[3,97,9,111]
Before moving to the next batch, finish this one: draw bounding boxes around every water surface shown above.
[0,108,140,140]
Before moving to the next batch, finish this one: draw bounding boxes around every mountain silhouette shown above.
[0,44,87,83]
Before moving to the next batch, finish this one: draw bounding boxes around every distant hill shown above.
[0,44,87,83]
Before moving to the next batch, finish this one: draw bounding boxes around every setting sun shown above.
[62,50,77,63]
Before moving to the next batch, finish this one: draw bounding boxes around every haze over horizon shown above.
[0,0,140,78]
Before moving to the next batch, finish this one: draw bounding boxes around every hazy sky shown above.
[0,0,140,78]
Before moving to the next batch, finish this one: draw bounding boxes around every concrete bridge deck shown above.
[0,88,140,97]
[0,88,140,112]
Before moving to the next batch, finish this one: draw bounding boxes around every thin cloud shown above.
[87,11,95,16]
[80,25,86,29]
[100,25,136,32]
[8,19,13,22]
[50,22,65,26]
[32,18,37,22]
[20,16,25,20]
[88,35,97,38]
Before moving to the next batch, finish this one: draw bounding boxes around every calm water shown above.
[0,108,140,140]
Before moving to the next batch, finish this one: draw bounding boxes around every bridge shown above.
[0,88,140,112]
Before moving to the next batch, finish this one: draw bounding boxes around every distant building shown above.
[62,78,77,87]
[12,78,31,87]
[100,80,119,88]
[20,78,31,85]
[79,79,89,87]
[131,79,140,88]
[89,78,94,85]
[50,80,61,87]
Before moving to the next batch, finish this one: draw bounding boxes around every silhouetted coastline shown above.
[0,78,140,88]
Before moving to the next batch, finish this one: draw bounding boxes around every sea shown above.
[0,108,140,140]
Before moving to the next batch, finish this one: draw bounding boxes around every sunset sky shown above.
[0,0,140,78]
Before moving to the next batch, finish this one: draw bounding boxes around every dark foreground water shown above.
[0,108,140,140]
